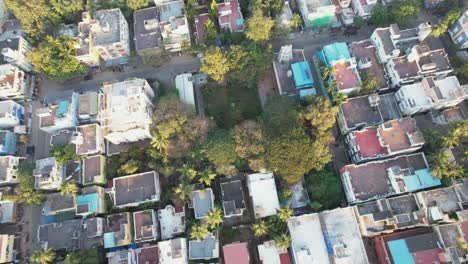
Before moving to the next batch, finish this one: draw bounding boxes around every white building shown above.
[448,10,468,50]
[258,240,290,264]
[37,93,79,134]
[71,124,105,156]
[351,0,377,18]
[370,23,432,64]
[99,78,154,145]
[297,0,336,29]
[0,100,24,128]
[158,204,186,240]
[0,156,19,185]
[78,9,130,68]
[247,172,280,219]
[159,238,188,264]
[33,157,66,190]
[395,76,466,116]
[0,234,16,263]
[175,73,195,110]
[110,171,161,208]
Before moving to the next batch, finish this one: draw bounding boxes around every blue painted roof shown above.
[388,239,415,264]
[104,232,116,248]
[291,61,314,88]
[321,42,351,66]
[403,169,441,192]
[77,193,100,213]
[299,88,317,98]
[57,100,69,115]
[236,18,244,26]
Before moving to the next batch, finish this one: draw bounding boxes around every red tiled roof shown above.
[195,13,209,43]
[223,242,250,264]
[137,245,159,264]
[354,128,388,158]
[412,248,444,264]
[279,252,291,264]
[460,221,468,241]
[350,40,387,89]
[217,0,243,32]
[333,61,361,91]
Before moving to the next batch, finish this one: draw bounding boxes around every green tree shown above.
[252,221,268,237]
[300,96,338,137]
[354,16,364,28]
[178,164,198,181]
[201,47,231,83]
[305,168,343,209]
[118,159,140,175]
[359,73,380,95]
[50,144,78,165]
[198,168,217,186]
[274,233,292,249]
[455,63,468,82]
[31,248,56,264]
[370,4,389,26]
[432,9,461,37]
[184,0,197,20]
[204,19,218,46]
[204,129,239,176]
[66,249,102,264]
[50,0,83,19]
[290,13,302,29]
[321,67,336,80]
[30,35,87,81]
[276,207,292,222]
[190,223,209,240]
[174,183,194,202]
[58,182,78,195]
[126,0,149,10]
[3,164,45,205]
[429,151,465,179]
[245,9,274,42]
[206,207,224,229]
[234,120,267,172]
[209,0,219,21]
[389,0,420,23]
[228,43,273,83]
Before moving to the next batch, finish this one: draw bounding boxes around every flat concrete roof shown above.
[113,171,160,207]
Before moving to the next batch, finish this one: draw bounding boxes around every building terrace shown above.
[111,171,161,208]
[247,172,280,219]
[42,192,75,216]
[133,6,161,55]
[220,177,246,217]
[82,155,106,185]
[188,231,219,260]
[158,204,185,240]
[72,124,104,156]
[0,155,18,185]
[133,209,158,242]
[350,40,388,90]
[159,237,188,264]
[104,212,132,248]
[192,188,214,219]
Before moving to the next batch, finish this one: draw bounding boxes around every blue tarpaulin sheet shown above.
[291,62,314,88]
[388,239,415,264]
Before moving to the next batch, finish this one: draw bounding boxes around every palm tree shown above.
[274,233,292,250]
[178,164,197,180]
[31,248,56,264]
[151,134,169,151]
[174,183,194,202]
[277,207,292,222]
[252,221,268,237]
[198,169,217,186]
[190,223,208,240]
[322,67,336,80]
[206,207,223,229]
[58,182,78,195]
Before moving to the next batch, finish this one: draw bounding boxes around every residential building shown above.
[350,40,388,90]
[340,8,355,25]
[0,155,19,185]
[135,244,159,264]
[288,208,369,264]
[38,217,105,250]
[194,13,210,44]
[175,73,195,110]
[223,242,250,264]
[133,7,161,56]
[258,240,291,264]
[110,171,161,208]
[133,209,158,242]
[370,23,432,64]
[0,63,33,99]
[373,229,444,264]
[37,93,79,134]
[330,59,361,95]
[0,130,16,155]
[159,238,188,264]
[0,234,16,263]
[434,221,468,263]
[217,0,244,32]
[33,157,66,190]
[320,42,351,67]
[158,204,185,240]
[340,153,441,204]
[76,186,107,217]
[50,129,73,147]
[0,36,32,72]
[354,194,428,236]
[189,231,219,260]
[337,93,402,134]
[42,192,76,216]
[78,91,99,122]
[449,10,468,50]
[104,213,133,248]
[220,177,246,217]
[0,200,15,224]
[273,45,318,97]
[99,78,155,145]
[107,249,135,264]
[351,0,377,18]
[192,188,214,219]
[247,172,280,219]
[0,20,24,42]
[78,9,130,68]
[71,124,105,156]
[395,76,466,116]
[385,45,453,88]
[0,100,24,128]
[82,155,106,185]
[346,117,424,163]
[297,0,336,28]
[158,1,190,52]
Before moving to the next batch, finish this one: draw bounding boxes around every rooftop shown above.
[0,156,17,183]
[339,93,401,132]
[247,172,280,219]
[417,184,465,217]
[189,231,219,260]
[192,188,214,219]
[158,0,184,22]
[91,9,125,45]
[0,201,15,224]
[159,238,187,264]
[133,7,161,52]
[321,42,351,66]
[195,13,209,43]
[412,45,452,73]
[104,212,132,248]
[158,204,185,240]
[386,232,443,264]
[112,171,160,207]
[42,192,75,216]
[0,38,20,65]
[350,40,387,89]
[273,48,311,95]
[50,130,73,146]
[73,124,102,155]
[78,92,99,118]
[340,153,441,203]
[291,61,314,88]
[82,155,105,185]
[135,244,159,264]
[133,209,157,242]
[220,178,246,217]
[389,56,420,79]
[289,180,310,209]
[76,186,104,216]
[258,240,291,264]
[223,242,250,264]
[217,0,244,32]
[332,60,361,91]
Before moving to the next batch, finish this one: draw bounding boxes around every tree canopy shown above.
[3,163,46,206]
[358,73,380,95]
[127,0,149,10]
[432,9,462,37]
[31,248,56,264]
[66,249,102,264]
[201,47,231,83]
[50,144,78,165]
[369,4,389,26]
[305,168,343,210]
[30,35,87,81]
[204,129,239,176]
[388,0,420,23]
[245,9,274,42]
